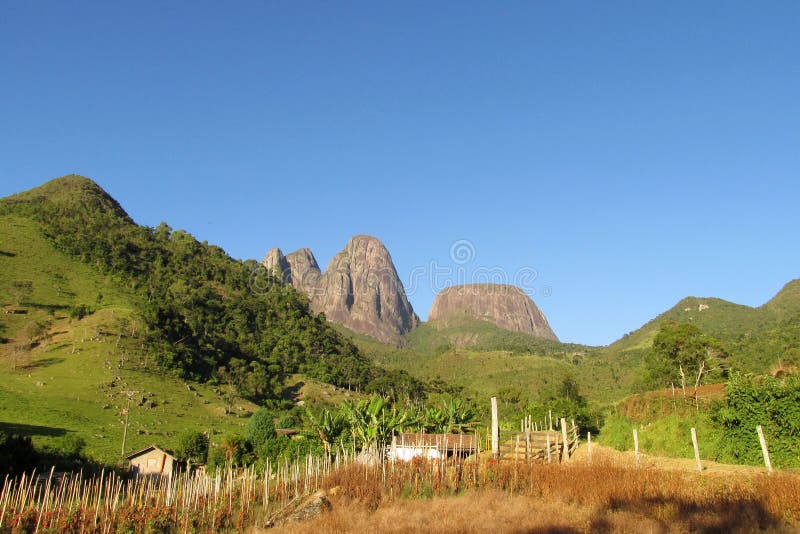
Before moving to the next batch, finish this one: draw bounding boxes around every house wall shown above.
[391,446,442,462]
[130,449,174,476]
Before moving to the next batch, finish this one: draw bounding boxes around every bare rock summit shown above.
[262,235,418,344]
[429,284,558,341]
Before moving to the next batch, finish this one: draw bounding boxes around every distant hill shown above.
[604,281,800,382]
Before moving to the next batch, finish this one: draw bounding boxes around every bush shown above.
[245,409,276,451]
[69,304,92,320]
[176,430,209,465]
[0,432,38,475]
[714,373,800,467]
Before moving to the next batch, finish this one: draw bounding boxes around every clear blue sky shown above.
[2,1,799,345]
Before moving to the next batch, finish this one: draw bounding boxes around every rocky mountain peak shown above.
[261,235,418,344]
[428,283,558,341]
[285,248,322,294]
[262,247,291,280]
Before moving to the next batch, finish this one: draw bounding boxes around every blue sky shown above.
[2,1,799,345]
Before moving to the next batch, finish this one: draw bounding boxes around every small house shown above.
[389,433,478,461]
[125,445,177,477]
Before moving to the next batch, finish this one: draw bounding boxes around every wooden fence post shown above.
[491,396,499,459]
[525,428,531,463]
[633,428,640,468]
[560,418,570,462]
[587,431,592,465]
[546,431,552,463]
[756,425,773,475]
[690,427,702,473]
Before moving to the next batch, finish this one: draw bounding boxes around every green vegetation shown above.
[0,175,413,404]
[606,287,800,384]
[175,430,209,465]
[642,321,728,390]
[600,412,720,460]
[600,372,800,469]
[715,372,800,467]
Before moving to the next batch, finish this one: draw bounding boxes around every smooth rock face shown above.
[262,247,322,293]
[285,248,322,294]
[262,235,418,344]
[429,284,558,341]
[262,248,291,281]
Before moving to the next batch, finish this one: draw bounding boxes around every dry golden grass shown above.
[4,445,798,532]
[272,457,800,534]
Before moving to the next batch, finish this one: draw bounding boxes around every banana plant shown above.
[305,408,347,453]
[442,398,477,433]
[341,395,414,449]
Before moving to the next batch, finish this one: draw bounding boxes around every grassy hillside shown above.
[608,297,767,354]
[0,214,260,463]
[337,320,636,404]
[598,283,800,392]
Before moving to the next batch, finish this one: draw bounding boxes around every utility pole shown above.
[120,391,138,458]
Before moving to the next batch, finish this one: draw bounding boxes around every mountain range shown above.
[262,239,558,345]
[1,175,800,462]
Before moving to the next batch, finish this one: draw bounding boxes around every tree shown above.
[176,430,209,465]
[646,321,727,389]
[715,373,800,468]
[24,319,51,347]
[245,408,276,451]
[217,435,252,467]
[0,432,38,476]
[558,375,584,405]
[9,280,33,307]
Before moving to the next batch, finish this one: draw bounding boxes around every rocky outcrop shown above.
[262,235,418,344]
[428,284,558,341]
[262,247,322,294]
[262,248,291,280]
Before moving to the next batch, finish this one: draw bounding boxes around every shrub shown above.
[176,430,209,465]
[245,409,276,450]
[714,372,800,467]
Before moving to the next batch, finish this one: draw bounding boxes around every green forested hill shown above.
[0,175,417,464]
[0,175,395,397]
[592,281,800,396]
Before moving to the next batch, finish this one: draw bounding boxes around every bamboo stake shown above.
[633,428,641,468]
[491,396,499,458]
[587,432,592,465]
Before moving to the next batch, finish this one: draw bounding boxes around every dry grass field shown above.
[2,444,797,533]
[273,447,800,534]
